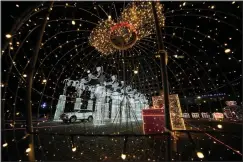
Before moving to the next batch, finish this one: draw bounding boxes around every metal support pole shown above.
[151,2,172,161]
[26,2,53,161]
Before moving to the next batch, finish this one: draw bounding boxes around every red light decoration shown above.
[142,108,165,134]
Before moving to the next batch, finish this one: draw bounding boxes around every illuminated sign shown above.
[225,101,237,106]
[201,112,210,119]
[201,93,226,97]
[212,112,224,120]
[191,113,200,118]
[182,113,190,118]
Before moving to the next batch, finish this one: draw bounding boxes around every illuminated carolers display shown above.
[54,67,149,125]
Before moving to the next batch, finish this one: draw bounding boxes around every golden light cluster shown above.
[89,19,116,55]
[122,2,165,40]
[89,2,165,55]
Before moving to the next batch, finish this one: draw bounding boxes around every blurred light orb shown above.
[2,143,8,147]
[72,147,77,152]
[6,34,12,39]
[121,154,126,160]
[217,124,222,129]
[224,49,231,54]
[197,152,204,159]
[26,148,31,153]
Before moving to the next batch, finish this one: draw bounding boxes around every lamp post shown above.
[25,2,53,161]
[151,2,172,161]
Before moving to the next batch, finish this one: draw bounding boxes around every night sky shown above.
[1,1,242,116]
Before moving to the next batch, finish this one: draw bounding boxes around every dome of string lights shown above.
[89,2,165,55]
[1,1,242,162]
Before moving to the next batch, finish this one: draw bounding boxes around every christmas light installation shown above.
[2,1,242,161]
[89,2,165,55]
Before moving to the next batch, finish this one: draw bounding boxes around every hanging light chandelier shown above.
[89,2,165,55]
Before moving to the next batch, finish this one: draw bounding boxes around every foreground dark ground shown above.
[2,119,242,161]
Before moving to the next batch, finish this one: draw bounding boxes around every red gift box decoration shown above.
[142,108,165,134]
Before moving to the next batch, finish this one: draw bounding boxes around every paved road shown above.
[2,119,242,161]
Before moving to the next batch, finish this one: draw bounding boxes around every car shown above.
[60,109,93,123]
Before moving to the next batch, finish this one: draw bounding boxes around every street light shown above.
[151,2,172,161]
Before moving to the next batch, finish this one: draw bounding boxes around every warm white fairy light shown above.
[197,152,204,159]
[23,74,27,78]
[121,154,126,160]
[3,143,8,147]
[72,20,75,25]
[134,70,138,74]
[6,34,12,39]
[217,124,223,129]
[26,148,31,153]
[72,146,77,152]
[224,49,231,53]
